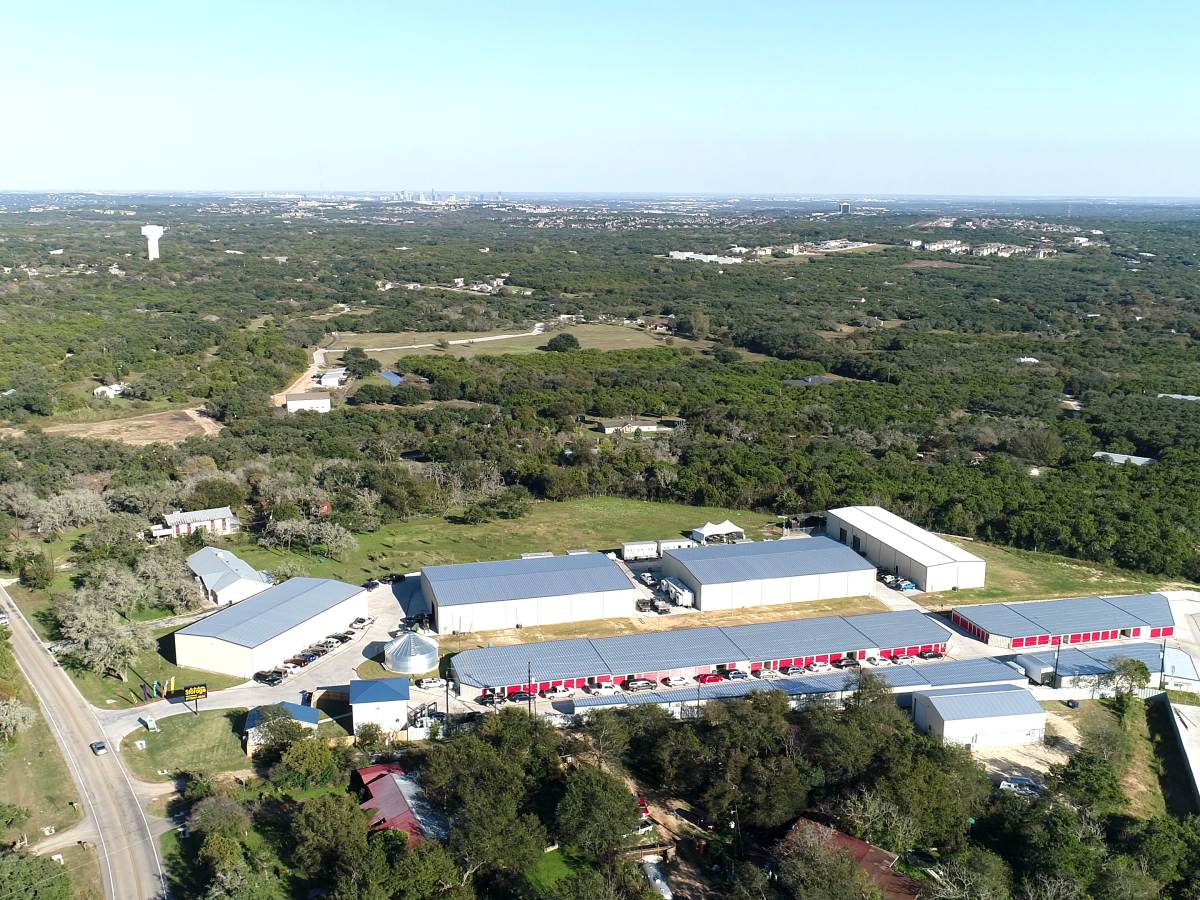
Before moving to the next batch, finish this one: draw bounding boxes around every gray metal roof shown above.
[176,577,363,648]
[953,593,1173,638]
[187,547,270,595]
[663,537,873,585]
[1018,642,1195,680]
[914,657,1025,687]
[597,628,747,675]
[451,638,609,688]
[423,552,633,607]
[916,684,1044,721]
[842,610,952,650]
[164,506,237,526]
[723,617,868,661]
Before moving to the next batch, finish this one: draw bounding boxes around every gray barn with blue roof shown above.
[659,537,876,611]
[421,552,637,634]
[174,577,368,678]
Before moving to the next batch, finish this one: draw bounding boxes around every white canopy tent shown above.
[690,520,746,544]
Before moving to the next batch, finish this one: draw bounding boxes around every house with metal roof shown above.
[450,609,953,695]
[350,677,411,735]
[186,546,272,605]
[912,684,1045,749]
[173,577,367,678]
[243,701,320,753]
[421,552,637,634]
[660,537,876,611]
[150,506,240,540]
[951,593,1174,649]
[825,506,985,592]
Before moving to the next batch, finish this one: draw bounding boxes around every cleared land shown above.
[35,407,220,445]
[235,497,782,585]
[124,708,250,781]
[329,324,747,366]
[922,538,1194,608]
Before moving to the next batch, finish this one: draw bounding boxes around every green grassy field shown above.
[924,538,1194,608]
[234,497,782,584]
[124,708,250,781]
[329,323,760,366]
[525,847,586,893]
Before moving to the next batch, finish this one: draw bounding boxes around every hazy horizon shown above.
[4,1,1198,196]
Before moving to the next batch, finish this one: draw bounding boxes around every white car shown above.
[661,675,688,687]
[755,669,780,680]
[806,662,833,674]
[417,678,446,690]
[626,679,657,692]
[590,683,619,696]
[278,661,299,672]
[541,686,572,700]
[640,572,657,586]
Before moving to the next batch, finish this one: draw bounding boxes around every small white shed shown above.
[912,684,1045,750]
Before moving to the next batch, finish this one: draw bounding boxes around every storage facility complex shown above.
[951,593,1174,649]
[825,506,986,592]
[173,577,368,678]
[451,609,952,695]
[658,537,876,611]
[421,552,638,633]
[1015,641,1199,690]
[569,657,1026,717]
[911,684,1046,749]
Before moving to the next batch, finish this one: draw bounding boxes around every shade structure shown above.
[383,632,440,675]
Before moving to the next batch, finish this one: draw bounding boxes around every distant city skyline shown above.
[3,1,1198,197]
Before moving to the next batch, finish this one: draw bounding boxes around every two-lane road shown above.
[2,584,165,900]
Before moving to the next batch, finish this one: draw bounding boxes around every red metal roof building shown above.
[790,818,922,900]
[355,764,423,842]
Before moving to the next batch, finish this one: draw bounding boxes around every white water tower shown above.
[140,224,164,260]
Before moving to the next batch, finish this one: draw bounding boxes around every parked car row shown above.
[252,627,362,685]
[878,572,918,592]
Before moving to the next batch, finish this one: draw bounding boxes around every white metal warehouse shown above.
[658,537,875,611]
[825,506,986,592]
[421,552,637,634]
[912,684,1045,750]
[173,577,368,678]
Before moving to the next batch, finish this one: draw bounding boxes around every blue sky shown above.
[3,1,1198,195]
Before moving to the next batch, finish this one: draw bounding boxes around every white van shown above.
[590,682,619,696]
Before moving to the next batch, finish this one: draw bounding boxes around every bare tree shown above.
[0,698,36,740]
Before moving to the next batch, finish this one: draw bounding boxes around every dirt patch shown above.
[439,595,886,655]
[38,408,221,445]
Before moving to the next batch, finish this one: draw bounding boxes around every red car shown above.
[637,795,650,818]
[697,673,724,684]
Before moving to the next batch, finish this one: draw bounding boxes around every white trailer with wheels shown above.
[622,541,659,561]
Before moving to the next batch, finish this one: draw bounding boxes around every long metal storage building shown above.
[659,537,875,611]
[173,577,368,678]
[422,552,637,634]
[825,506,986,592]
[951,593,1174,650]
[450,609,951,695]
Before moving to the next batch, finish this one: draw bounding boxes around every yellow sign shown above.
[183,684,208,702]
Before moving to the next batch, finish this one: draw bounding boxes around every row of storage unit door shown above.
[951,611,1174,648]
[492,641,949,695]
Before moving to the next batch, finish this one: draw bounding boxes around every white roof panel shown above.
[828,506,983,567]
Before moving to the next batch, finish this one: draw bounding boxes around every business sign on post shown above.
[183,684,208,702]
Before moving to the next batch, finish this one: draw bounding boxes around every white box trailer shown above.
[657,538,695,554]
[661,577,694,608]
[622,541,659,561]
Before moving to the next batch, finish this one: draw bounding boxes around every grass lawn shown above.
[526,847,587,893]
[922,538,1194,608]
[123,708,250,781]
[330,323,762,366]
[234,497,782,585]
[54,844,104,900]
[0,665,83,843]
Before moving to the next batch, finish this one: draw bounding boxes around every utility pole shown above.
[1161,637,1168,691]
[445,679,452,737]
[528,662,535,718]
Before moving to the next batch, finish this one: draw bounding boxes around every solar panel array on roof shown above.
[451,610,953,688]
[423,552,633,606]
[916,684,1044,721]
[954,593,1173,638]
[663,537,873,585]
[176,577,363,648]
